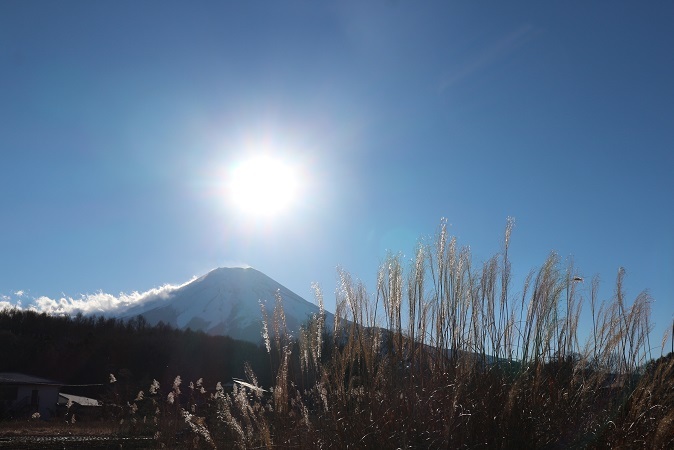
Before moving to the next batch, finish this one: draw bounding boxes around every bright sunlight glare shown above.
[228,156,300,217]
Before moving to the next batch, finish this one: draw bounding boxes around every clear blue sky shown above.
[1,1,672,351]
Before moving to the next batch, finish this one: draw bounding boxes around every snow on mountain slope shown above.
[121,267,332,344]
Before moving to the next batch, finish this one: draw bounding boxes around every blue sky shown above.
[1,1,672,351]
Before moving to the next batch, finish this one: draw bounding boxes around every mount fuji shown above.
[121,267,332,344]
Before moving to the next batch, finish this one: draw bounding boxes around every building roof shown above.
[0,372,62,386]
[58,393,101,407]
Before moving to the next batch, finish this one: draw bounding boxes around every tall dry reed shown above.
[115,218,670,449]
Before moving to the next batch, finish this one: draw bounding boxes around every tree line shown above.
[0,309,273,397]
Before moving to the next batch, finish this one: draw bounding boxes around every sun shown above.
[228,156,300,217]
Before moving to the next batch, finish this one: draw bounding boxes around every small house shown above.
[0,372,62,419]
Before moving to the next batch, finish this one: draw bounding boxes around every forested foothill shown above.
[0,309,272,401]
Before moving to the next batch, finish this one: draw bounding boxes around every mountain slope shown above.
[122,267,331,344]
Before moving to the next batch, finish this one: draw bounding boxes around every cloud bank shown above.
[0,280,194,316]
[0,266,254,317]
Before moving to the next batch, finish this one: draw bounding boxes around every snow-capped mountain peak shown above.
[122,267,330,344]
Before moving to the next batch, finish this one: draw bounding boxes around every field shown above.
[0,421,151,449]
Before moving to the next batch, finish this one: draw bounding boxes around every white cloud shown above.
[14,290,25,297]
[0,301,14,311]
[7,279,194,316]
